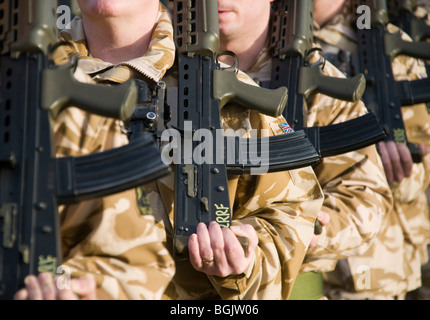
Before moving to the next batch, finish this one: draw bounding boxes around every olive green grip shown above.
[42,66,137,121]
[213,69,288,118]
[299,65,366,102]
[411,17,430,42]
[385,32,430,60]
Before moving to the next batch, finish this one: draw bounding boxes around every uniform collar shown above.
[59,3,175,83]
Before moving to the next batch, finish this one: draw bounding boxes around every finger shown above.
[378,141,393,183]
[419,143,429,157]
[25,275,43,300]
[396,142,413,178]
[13,288,29,300]
[309,235,318,249]
[71,277,97,300]
[57,282,78,300]
[223,227,249,274]
[386,141,404,182]
[196,222,214,263]
[53,275,78,300]
[316,211,330,227]
[188,233,204,269]
[38,272,56,300]
[209,222,228,269]
[230,224,258,257]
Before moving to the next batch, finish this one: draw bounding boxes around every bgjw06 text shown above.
[214,304,259,317]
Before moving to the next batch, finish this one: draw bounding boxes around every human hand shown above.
[14,272,97,300]
[378,141,413,184]
[309,211,330,249]
[188,221,258,277]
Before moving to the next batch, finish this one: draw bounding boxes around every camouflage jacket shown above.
[314,0,430,299]
[53,4,176,299]
[55,4,325,300]
[247,44,393,275]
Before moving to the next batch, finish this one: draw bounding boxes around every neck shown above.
[81,3,159,64]
[314,0,345,27]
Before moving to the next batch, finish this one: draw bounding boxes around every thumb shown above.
[230,224,259,257]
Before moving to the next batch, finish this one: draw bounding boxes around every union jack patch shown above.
[279,122,294,134]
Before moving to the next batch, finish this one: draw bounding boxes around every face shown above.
[217,0,274,40]
[77,0,153,18]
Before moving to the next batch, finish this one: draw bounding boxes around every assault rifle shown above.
[0,0,169,299]
[350,0,430,162]
[171,0,321,260]
[263,0,386,158]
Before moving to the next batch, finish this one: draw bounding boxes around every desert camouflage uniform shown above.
[56,3,325,300]
[52,4,176,300]
[246,34,393,289]
[313,0,430,299]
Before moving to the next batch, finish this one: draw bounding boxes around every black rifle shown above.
[263,0,386,158]
[0,0,169,299]
[171,0,322,260]
[350,0,430,162]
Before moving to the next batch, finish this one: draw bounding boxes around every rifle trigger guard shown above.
[216,50,239,73]
[304,47,326,71]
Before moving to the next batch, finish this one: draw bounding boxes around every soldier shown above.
[16,0,326,300]
[216,0,394,300]
[149,1,325,300]
[313,0,430,299]
[14,0,178,300]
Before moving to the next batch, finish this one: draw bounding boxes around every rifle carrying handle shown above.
[42,65,138,121]
[299,66,366,102]
[213,68,288,118]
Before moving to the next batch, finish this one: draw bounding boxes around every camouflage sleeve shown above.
[54,108,175,300]
[305,146,393,263]
[300,59,393,270]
